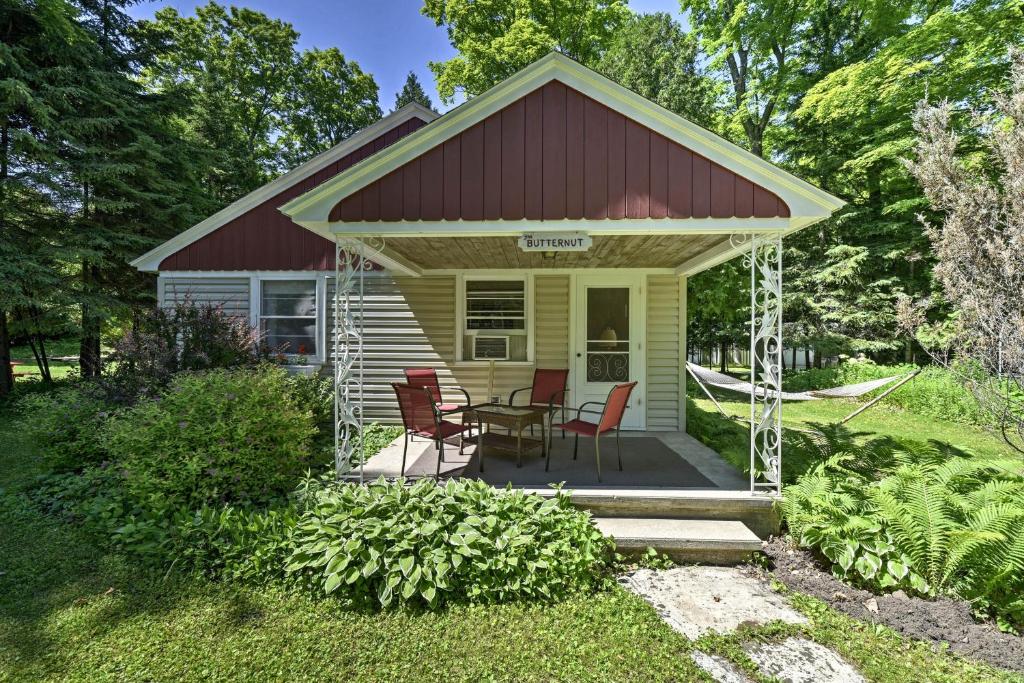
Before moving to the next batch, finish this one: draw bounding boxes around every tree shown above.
[394,71,434,111]
[681,0,809,157]
[422,0,631,103]
[61,0,213,376]
[140,2,302,202]
[904,50,1024,454]
[282,47,381,167]
[0,0,80,393]
[142,2,384,202]
[688,261,748,372]
[595,12,715,127]
[784,0,1021,360]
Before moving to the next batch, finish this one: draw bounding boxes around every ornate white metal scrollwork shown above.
[746,234,784,494]
[333,237,372,482]
[586,353,629,383]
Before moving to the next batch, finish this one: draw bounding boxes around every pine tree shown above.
[393,71,434,111]
[59,0,212,376]
[0,0,82,393]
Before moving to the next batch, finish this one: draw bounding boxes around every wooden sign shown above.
[518,232,592,252]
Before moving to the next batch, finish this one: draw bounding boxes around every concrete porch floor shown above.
[358,429,748,490]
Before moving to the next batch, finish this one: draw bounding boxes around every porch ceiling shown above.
[383,234,728,270]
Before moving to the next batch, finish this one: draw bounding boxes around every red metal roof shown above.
[159,117,428,270]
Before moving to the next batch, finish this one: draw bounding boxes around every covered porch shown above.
[275,53,845,498]
[361,428,747,490]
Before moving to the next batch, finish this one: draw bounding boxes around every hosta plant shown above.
[286,477,614,608]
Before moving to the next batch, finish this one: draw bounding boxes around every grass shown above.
[688,381,1020,480]
[9,339,93,382]
[1,404,1020,681]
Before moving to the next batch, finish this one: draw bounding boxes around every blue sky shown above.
[127,0,686,112]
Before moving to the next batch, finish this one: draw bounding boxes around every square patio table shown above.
[464,403,547,471]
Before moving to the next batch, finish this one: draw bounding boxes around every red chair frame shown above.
[392,382,472,479]
[403,368,471,414]
[552,382,638,483]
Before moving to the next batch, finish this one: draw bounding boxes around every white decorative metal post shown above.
[333,237,369,482]
[748,234,784,494]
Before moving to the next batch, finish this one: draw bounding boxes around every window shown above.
[461,278,528,362]
[260,280,317,356]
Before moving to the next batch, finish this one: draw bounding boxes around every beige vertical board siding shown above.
[328,274,571,424]
[646,274,681,431]
[161,277,250,318]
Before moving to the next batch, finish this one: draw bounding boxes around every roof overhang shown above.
[280,53,844,243]
[130,102,439,272]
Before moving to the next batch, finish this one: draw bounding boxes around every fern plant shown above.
[782,427,1024,631]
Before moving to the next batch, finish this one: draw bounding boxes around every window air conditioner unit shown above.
[473,335,509,360]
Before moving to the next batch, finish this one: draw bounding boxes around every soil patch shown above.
[759,536,1024,674]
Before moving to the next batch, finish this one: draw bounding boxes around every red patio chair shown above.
[403,368,471,414]
[508,368,569,443]
[393,383,473,479]
[552,382,638,483]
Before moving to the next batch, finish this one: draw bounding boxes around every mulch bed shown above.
[757,536,1024,674]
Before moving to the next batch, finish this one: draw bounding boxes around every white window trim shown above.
[455,273,535,366]
[251,273,324,364]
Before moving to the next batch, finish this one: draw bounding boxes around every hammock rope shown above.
[685,362,921,426]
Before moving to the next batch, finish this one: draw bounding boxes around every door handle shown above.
[576,352,582,358]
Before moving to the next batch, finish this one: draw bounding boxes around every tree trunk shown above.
[814,347,823,369]
[791,347,798,370]
[804,347,811,370]
[0,310,13,396]
[719,341,728,373]
[80,262,102,378]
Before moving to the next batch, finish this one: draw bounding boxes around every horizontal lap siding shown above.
[332,81,789,222]
[160,117,428,271]
[161,277,250,318]
[646,275,681,431]
[329,274,570,424]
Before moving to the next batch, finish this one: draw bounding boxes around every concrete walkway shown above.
[620,566,865,683]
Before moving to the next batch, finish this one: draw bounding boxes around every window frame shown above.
[253,274,324,363]
[455,273,534,365]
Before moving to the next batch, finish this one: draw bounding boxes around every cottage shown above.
[133,53,843,508]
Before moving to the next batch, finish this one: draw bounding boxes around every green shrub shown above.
[285,372,333,428]
[785,360,989,426]
[104,366,317,508]
[15,384,113,471]
[106,301,259,399]
[286,477,613,608]
[782,431,1024,632]
[160,503,299,583]
[353,423,403,464]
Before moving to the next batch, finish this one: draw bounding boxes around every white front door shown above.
[573,273,645,430]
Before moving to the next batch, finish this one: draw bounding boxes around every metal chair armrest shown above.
[547,389,570,413]
[508,386,531,406]
[437,385,472,406]
[574,400,605,420]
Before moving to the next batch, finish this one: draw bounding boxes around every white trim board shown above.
[281,53,844,230]
[321,217,794,237]
[130,103,438,272]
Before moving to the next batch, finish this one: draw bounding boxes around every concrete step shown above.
[524,487,780,538]
[594,517,763,564]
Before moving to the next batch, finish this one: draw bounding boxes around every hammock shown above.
[685,362,920,426]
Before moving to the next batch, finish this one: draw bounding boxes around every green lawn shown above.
[9,339,88,381]
[688,385,1020,479]
[1,407,1019,682]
